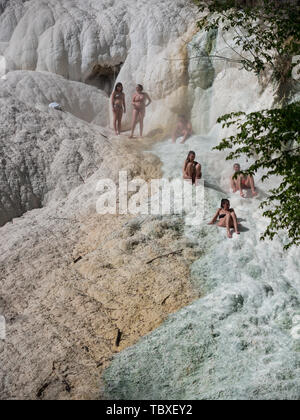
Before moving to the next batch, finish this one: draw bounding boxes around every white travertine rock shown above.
[3,70,109,125]
[187,28,275,134]
[2,0,296,403]
[2,0,198,133]
[0,0,27,42]
[0,171,195,400]
[0,88,114,227]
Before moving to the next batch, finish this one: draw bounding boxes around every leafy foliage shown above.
[194,0,300,99]
[194,0,300,248]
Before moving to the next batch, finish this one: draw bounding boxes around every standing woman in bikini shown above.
[183,151,202,185]
[111,82,126,135]
[129,84,151,138]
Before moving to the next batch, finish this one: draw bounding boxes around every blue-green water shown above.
[103,135,300,400]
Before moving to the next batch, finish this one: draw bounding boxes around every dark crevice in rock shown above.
[84,63,123,96]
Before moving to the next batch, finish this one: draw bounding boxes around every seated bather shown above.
[231,163,257,197]
[172,115,192,144]
[183,151,201,185]
[208,199,240,238]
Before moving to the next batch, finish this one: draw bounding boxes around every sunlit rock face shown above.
[3,70,109,125]
[0,0,199,226]
[1,0,198,132]
[0,88,113,227]
[1,0,299,402]
[187,28,275,134]
[0,0,27,47]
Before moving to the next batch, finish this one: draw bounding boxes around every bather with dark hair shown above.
[111,82,126,135]
[208,198,240,238]
[183,151,201,185]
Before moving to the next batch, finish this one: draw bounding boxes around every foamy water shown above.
[103,133,300,400]
[102,22,300,400]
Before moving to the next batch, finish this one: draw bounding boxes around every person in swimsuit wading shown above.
[231,163,257,197]
[129,84,151,139]
[208,199,240,238]
[111,82,126,135]
[183,151,202,185]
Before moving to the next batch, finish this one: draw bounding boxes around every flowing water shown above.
[103,131,300,400]
[102,24,300,401]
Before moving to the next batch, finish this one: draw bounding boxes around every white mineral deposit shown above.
[0,0,299,401]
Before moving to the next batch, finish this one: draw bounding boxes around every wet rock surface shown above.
[0,133,199,400]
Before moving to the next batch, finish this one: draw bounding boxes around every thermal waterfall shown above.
[0,0,299,400]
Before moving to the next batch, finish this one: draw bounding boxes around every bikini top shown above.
[219,209,233,218]
[135,94,145,103]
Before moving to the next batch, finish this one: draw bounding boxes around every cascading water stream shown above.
[102,22,300,401]
[103,131,300,400]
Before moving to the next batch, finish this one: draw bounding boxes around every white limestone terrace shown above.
[0,0,299,401]
[102,20,300,400]
[103,133,300,400]
[0,0,199,132]
[0,0,198,226]
[0,86,114,227]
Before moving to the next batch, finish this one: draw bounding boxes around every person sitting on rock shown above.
[230,163,258,197]
[183,151,201,185]
[208,198,240,238]
[172,114,192,144]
